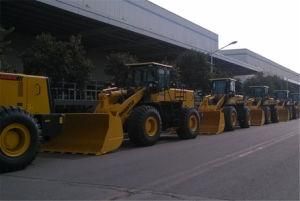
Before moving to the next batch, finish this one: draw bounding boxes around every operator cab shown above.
[274,90,289,101]
[249,86,269,98]
[210,78,236,95]
[127,62,175,91]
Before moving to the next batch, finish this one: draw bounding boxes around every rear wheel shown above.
[224,106,237,131]
[127,105,161,146]
[177,108,200,139]
[0,107,39,173]
[263,106,271,124]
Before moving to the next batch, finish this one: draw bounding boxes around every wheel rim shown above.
[0,123,31,157]
[231,112,237,126]
[188,115,198,132]
[145,117,158,137]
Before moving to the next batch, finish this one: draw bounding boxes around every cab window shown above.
[212,80,227,94]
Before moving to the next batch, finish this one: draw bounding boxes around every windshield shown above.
[129,67,157,87]
[251,87,266,97]
[274,91,288,100]
[212,80,227,94]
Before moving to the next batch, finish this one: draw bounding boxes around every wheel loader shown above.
[246,86,279,126]
[199,78,250,134]
[290,93,300,119]
[0,62,200,173]
[273,90,291,122]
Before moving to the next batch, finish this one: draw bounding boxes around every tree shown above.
[104,52,138,86]
[0,25,15,72]
[243,72,286,94]
[22,33,94,85]
[213,67,233,78]
[175,50,212,93]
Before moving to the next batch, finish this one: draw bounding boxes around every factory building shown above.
[1,0,299,86]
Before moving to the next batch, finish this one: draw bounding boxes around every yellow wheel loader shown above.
[290,93,300,119]
[246,86,279,126]
[0,72,123,173]
[199,78,250,134]
[0,62,199,173]
[273,90,291,122]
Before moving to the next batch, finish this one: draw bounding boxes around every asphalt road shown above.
[1,120,299,200]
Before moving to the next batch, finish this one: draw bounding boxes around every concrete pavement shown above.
[0,120,299,200]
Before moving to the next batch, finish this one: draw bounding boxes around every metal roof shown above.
[0,0,261,76]
[126,62,173,68]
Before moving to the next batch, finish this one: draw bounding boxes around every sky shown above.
[149,0,300,74]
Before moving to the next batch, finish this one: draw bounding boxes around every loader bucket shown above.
[277,108,289,122]
[199,111,225,134]
[42,113,123,155]
[249,109,265,126]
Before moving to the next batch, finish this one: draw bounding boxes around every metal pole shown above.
[209,41,237,74]
[210,54,213,73]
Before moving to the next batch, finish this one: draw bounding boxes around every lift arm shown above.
[95,87,146,123]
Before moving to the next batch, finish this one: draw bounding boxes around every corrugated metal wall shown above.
[38,0,218,53]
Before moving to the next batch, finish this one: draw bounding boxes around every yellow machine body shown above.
[0,73,51,114]
[95,87,195,124]
[150,88,195,108]
[199,95,225,134]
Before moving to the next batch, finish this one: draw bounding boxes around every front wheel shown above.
[263,106,271,124]
[270,107,279,123]
[127,105,161,146]
[177,108,200,139]
[239,107,250,128]
[224,106,237,131]
[0,107,39,173]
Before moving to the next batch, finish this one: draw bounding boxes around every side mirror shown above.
[196,90,203,96]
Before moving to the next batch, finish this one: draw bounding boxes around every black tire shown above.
[239,107,250,128]
[270,107,279,123]
[291,107,296,120]
[127,105,161,146]
[0,107,39,173]
[263,106,271,124]
[294,110,298,119]
[177,108,200,139]
[224,106,237,131]
[288,107,293,120]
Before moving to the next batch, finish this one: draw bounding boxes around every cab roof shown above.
[0,72,47,79]
[274,90,289,92]
[126,62,173,68]
[209,78,237,82]
[249,86,269,88]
